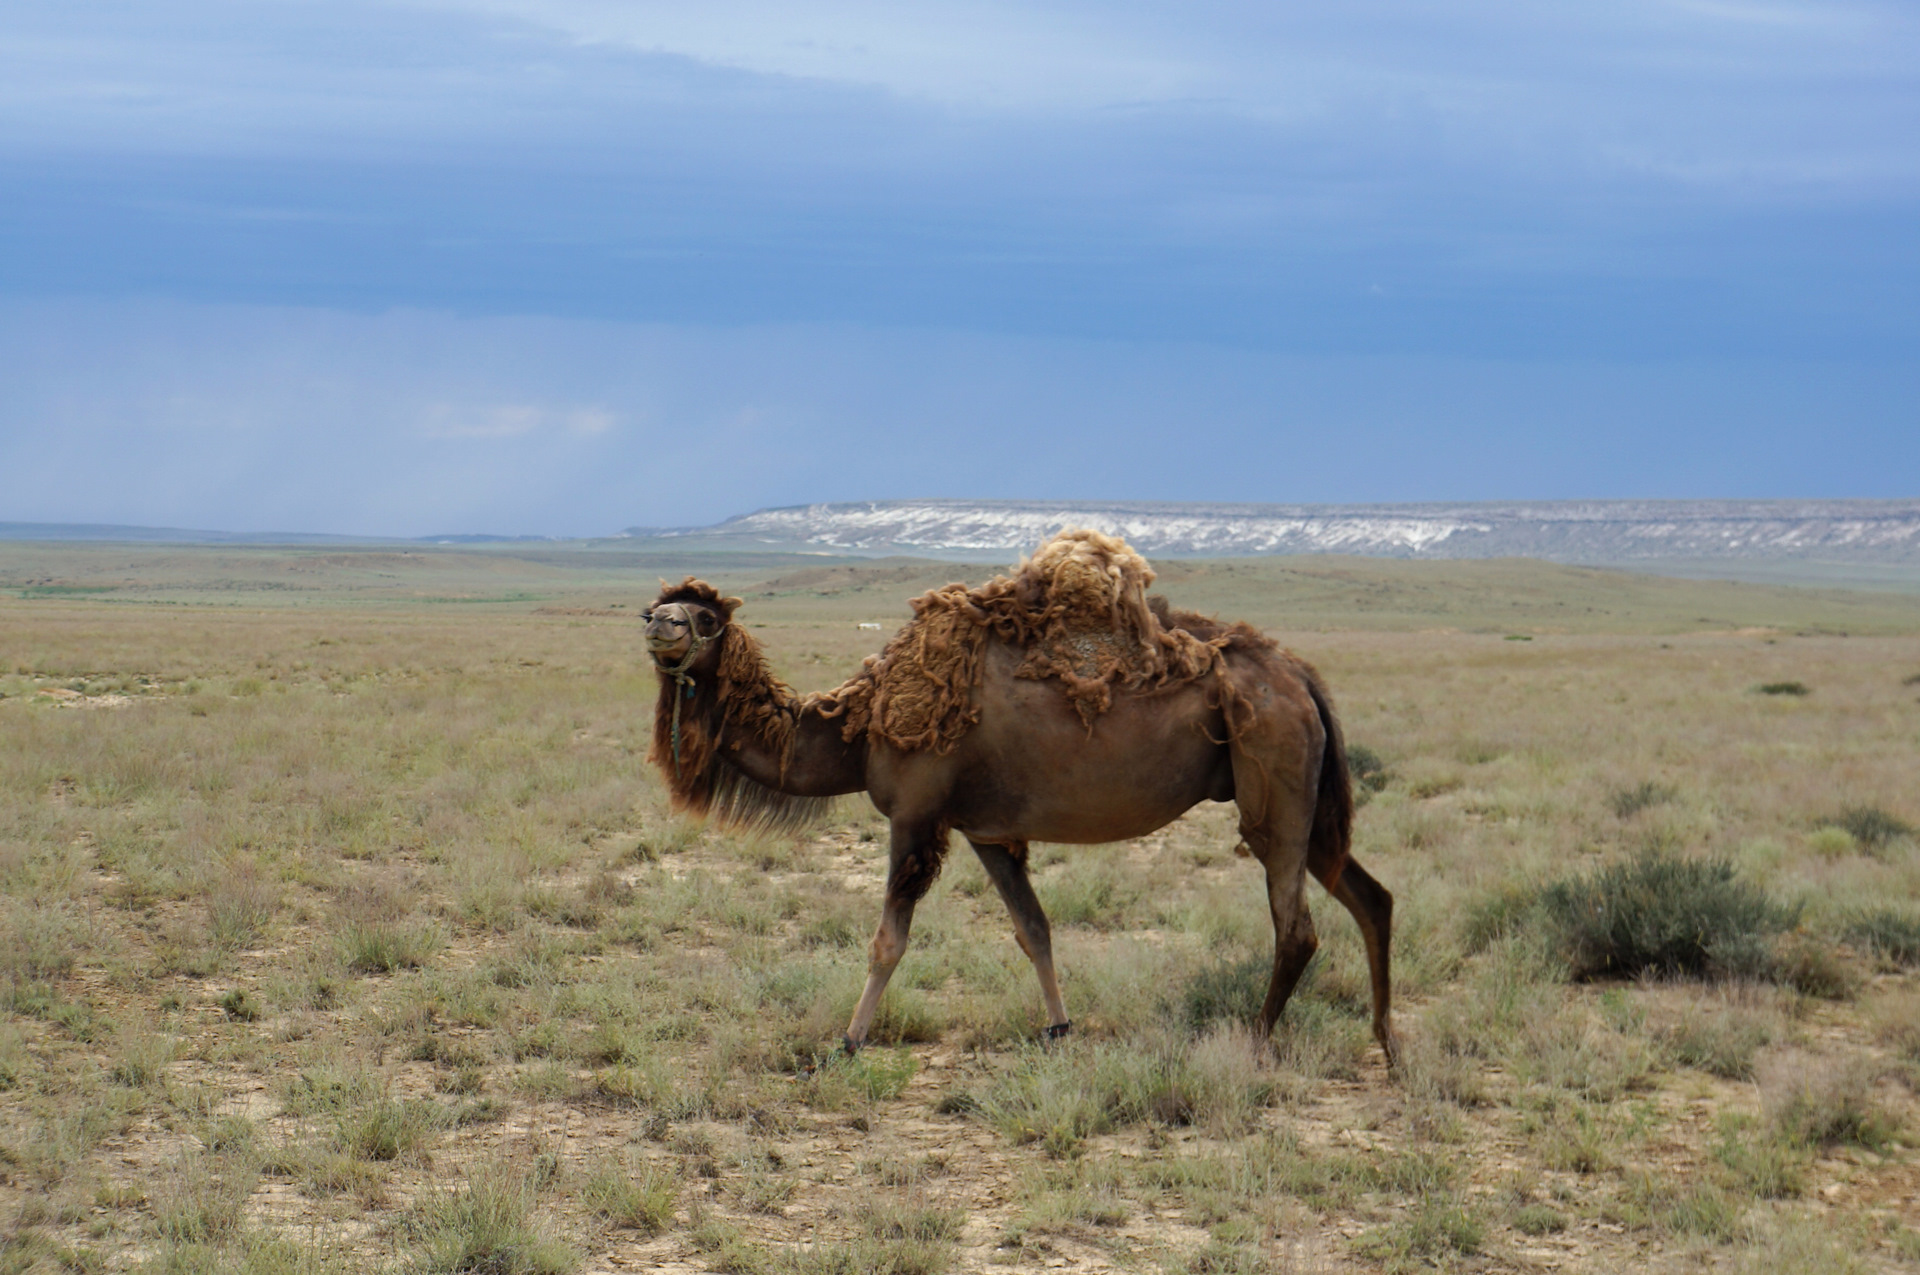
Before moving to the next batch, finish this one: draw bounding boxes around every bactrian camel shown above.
[641,531,1398,1065]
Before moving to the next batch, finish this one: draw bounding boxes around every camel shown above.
[641,534,1398,1066]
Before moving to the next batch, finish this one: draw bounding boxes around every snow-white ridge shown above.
[628,499,1920,561]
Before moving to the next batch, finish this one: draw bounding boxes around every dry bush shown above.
[1510,1006,1658,1101]
[1034,855,1146,930]
[1730,1212,1871,1275]
[582,1154,679,1234]
[206,857,282,950]
[1757,1048,1902,1149]
[1394,1030,1490,1109]
[1866,989,1920,1063]
[1840,907,1920,968]
[1608,780,1677,818]
[1651,990,1781,1079]
[150,1148,259,1246]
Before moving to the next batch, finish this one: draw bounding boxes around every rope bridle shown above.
[650,613,716,776]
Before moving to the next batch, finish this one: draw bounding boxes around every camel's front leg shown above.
[969,839,1069,1039]
[844,818,946,1052]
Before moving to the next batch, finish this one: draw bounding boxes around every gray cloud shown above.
[1,2,1913,530]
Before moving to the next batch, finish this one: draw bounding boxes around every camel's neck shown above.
[720,699,868,798]
[652,625,868,815]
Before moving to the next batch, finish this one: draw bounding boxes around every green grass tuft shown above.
[337,920,442,975]
[410,1161,577,1275]
[581,1157,678,1235]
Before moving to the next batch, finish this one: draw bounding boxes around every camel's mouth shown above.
[646,640,692,663]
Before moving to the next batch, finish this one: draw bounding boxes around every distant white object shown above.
[857,622,883,630]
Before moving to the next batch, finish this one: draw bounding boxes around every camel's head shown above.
[644,578,741,671]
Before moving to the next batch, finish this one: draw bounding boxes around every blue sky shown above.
[2,0,1915,536]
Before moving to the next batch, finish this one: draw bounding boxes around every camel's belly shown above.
[962,785,1213,845]
[941,670,1233,844]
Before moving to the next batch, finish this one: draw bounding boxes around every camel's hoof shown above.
[841,1034,862,1057]
[1044,1022,1072,1042]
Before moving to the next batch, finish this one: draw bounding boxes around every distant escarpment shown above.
[625,498,1920,563]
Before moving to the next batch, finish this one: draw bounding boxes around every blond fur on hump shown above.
[808,527,1271,755]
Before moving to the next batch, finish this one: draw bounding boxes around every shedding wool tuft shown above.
[809,528,1273,753]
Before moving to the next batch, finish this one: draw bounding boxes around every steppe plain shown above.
[2,542,1918,1274]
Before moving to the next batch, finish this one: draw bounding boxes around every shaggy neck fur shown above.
[648,579,834,836]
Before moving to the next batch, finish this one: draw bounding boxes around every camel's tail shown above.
[1301,666,1353,890]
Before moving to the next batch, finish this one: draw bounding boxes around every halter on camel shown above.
[644,608,716,775]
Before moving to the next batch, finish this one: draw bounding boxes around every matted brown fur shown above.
[810,528,1272,753]
[648,577,827,832]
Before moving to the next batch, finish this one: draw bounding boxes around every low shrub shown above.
[207,863,279,951]
[1035,857,1143,929]
[1820,806,1914,852]
[1770,934,1860,1000]
[1346,744,1391,793]
[1608,781,1677,819]
[1753,681,1810,696]
[1178,953,1271,1033]
[1533,850,1796,980]
[218,988,261,1022]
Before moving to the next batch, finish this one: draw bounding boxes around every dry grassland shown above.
[2,547,1919,1275]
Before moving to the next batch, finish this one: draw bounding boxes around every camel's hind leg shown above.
[1256,869,1319,1039]
[969,839,1070,1038]
[1238,783,1320,1040]
[844,817,946,1052]
[1316,854,1399,1068]
[1229,686,1324,1040]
